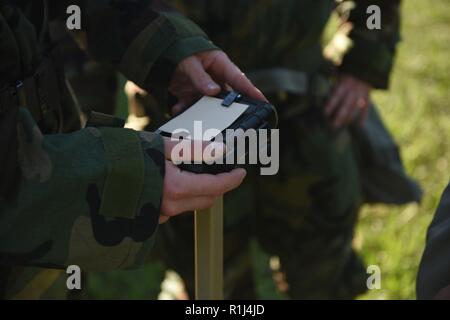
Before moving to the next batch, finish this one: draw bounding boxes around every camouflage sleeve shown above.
[337,0,401,89]
[56,0,218,90]
[0,108,165,272]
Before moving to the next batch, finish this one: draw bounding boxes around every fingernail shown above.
[207,83,220,91]
[239,169,247,181]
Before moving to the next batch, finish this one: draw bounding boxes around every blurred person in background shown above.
[123,0,422,299]
[417,183,450,300]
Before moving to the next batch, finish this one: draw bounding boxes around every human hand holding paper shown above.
[169,50,266,114]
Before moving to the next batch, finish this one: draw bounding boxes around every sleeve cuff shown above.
[163,36,219,65]
[120,12,219,90]
[158,12,219,67]
[338,39,396,89]
[138,131,165,217]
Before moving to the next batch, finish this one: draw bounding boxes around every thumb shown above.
[159,215,170,224]
[181,56,221,96]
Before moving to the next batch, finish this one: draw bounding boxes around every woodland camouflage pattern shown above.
[64,0,414,300]
[0,0,216,298]
[0,0,411,299]
[172,0,401,89]
[151,0,404,299]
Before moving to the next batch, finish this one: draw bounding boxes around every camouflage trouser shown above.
[155,95,367,299]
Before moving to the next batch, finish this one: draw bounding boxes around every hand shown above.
[169,50,266,114]
[159,137,246,223]
[325,74,371,128]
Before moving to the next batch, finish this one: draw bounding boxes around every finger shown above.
[164,138,226,162]
[325,84,347,116]
[159,215,171,224]
[221,62,267,101]
[333,93,357,128]
[349,95,367,124]
[171,101,186,115]
[178,167,247,197]
[222,83,233,92]
[358,99,370,127]
[333,93,356,128]
[182,57,221,96]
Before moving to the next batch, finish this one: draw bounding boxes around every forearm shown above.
[57,0,218,90]
[0,108,165,271]
[337,0,401,89]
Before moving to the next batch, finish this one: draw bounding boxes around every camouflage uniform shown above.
[417,182,450,300]
[147,0,420,299]
[0,0,218,299]
[52,0,419,300]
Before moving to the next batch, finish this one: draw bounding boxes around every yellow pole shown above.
[194,197,223,300]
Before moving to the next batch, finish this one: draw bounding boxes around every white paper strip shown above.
[159,96,248,141]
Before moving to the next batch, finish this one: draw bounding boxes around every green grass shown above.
[356,0,450,299]
[89,0,450,300]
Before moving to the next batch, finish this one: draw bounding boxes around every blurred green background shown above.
[88,0,450,300]
[356,0,450,299]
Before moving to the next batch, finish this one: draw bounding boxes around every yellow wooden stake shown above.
[195,196,224,300]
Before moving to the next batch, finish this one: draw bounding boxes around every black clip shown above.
[221,91,242,107]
